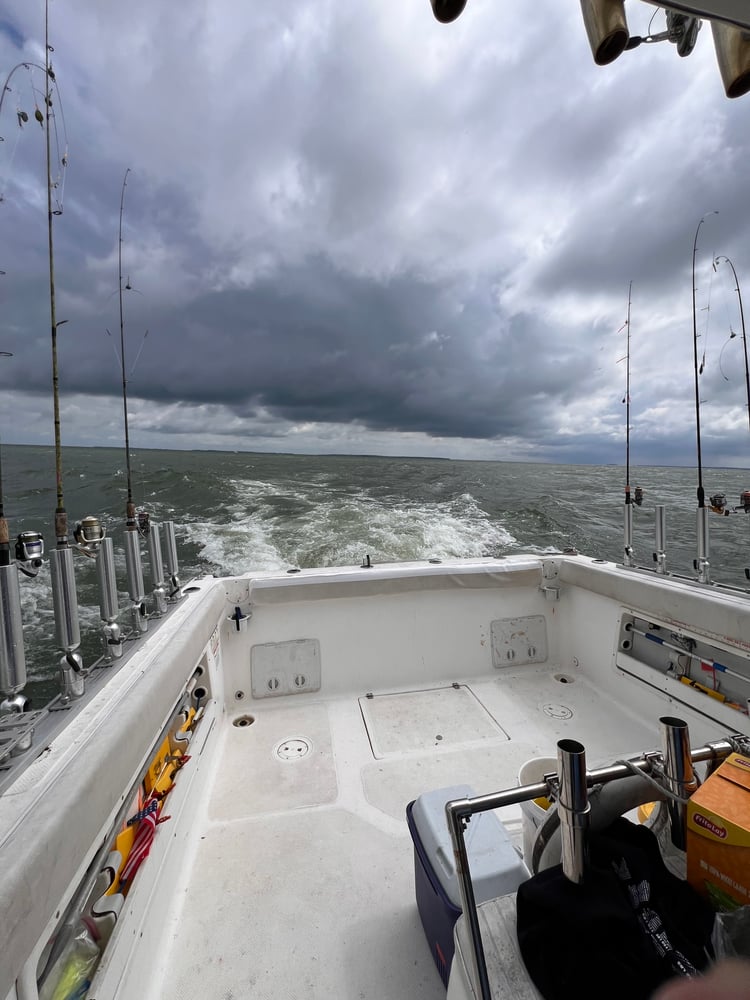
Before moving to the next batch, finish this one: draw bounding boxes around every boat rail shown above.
[445,727,750,1000]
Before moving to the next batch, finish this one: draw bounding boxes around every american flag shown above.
[120,796,169,886]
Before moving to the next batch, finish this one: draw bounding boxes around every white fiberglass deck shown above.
[150,664,657,1000]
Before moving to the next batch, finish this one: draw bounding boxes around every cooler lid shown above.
[410,784,528,908]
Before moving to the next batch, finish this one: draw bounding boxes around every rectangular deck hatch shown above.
[359,685,509,759]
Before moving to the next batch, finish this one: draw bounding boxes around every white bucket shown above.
[518,756,557,871]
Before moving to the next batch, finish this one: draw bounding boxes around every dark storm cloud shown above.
[1,1,749,464]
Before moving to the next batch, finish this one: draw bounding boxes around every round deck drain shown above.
[541,703,574,720]
[275,737,311,760]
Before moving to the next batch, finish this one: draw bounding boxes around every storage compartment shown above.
[406,784,529,987]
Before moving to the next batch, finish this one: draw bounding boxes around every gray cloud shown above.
[1,1,749,466]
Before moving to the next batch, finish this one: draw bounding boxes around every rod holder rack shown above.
[654,504,667,574]
[0,708,47,766]
[695,506,710,584]
[623,502,635,567]
[444,730,749,1000]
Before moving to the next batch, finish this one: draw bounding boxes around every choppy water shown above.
[3,445,750,705]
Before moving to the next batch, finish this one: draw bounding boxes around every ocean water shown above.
[3,444,750,705]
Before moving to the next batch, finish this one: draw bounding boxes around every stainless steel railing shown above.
[444,727,749,1000]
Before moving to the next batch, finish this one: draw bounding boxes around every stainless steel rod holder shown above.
[654,504,667,574]
[124,529,147,634]
[660,716,697,850]
[95,537,122,660]
[96,536,119,623]
[164,520,181,599]
[148,523,167,614]
[557,738,590,883]
[0,563,27,702]
[623,502,635,567]
[696,506,710,583]
[49,546,81,653]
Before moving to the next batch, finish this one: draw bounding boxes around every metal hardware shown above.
[695,505,710,583]
[124,528,147,634]
[445,731,739,1000]
[557,739,590,883]
[654,504,667,574]
[0,564,26,703]
[73,515,105,554]
[95,536,122,660]
[660,716,698,849]
[163,521,182,599]
[623,501,635,567]
[58,650,84,703]
[49,546,81,654]
[14,530,44,578]
[148,522,167,614]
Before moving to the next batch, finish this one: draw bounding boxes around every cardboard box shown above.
[687,752,750,910]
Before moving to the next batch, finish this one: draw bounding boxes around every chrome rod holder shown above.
[623,501,635,567]
[50,546,81,654]
[0,563,30,713]
[660,716,697,850]
[695,506,710,583]
[124,529,147,635]
[163,520,182,599]
[49,546,84,702]
[557,738,590,883]
[148,523,167,615]
[95,536,122,660]
[654,504,667,574]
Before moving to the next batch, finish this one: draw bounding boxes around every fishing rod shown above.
[113,168,149,633]
[622,282,635,567]
[114,170,173,625]
[691,212,718,583]
[38,0,89,700]
[619,282,643,568]
[0,352,43,716]
[712,255,750,544]
[118,169,136,527]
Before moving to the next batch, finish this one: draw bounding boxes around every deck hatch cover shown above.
[359,685,509,759]
[491,615,548,668]
[250,638,321,698]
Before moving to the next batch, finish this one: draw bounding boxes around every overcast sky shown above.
[1,1,749,466]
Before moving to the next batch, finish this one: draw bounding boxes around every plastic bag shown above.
[712,905,750,960]
[38,922,100,1000]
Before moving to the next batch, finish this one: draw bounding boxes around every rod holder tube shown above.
[49,546,81,653]
[660,716,697,850]
[96,536,119,623]
[124,529,147,635]
[623,502,635,567]
[557,738,589,884]
[59,650,84,702]
[696,506,710,583]
[95,537,122,660]
[148,523,167,614]
[124,529,145,603]
[163,521,181,598]
[0,563,26,697]
[654,504,667,574]
[148,523,165,589]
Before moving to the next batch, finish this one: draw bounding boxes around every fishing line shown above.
[698,249,716,375]
[130,329,150,376]
[0,113,24,203]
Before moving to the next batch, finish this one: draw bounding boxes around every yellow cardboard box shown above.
[686,752,750,910]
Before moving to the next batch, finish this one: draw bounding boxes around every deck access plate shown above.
[359,685,508,759]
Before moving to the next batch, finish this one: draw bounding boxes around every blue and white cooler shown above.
[406,784,530,987]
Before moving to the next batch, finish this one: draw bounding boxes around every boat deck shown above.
[150,665,658,999]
